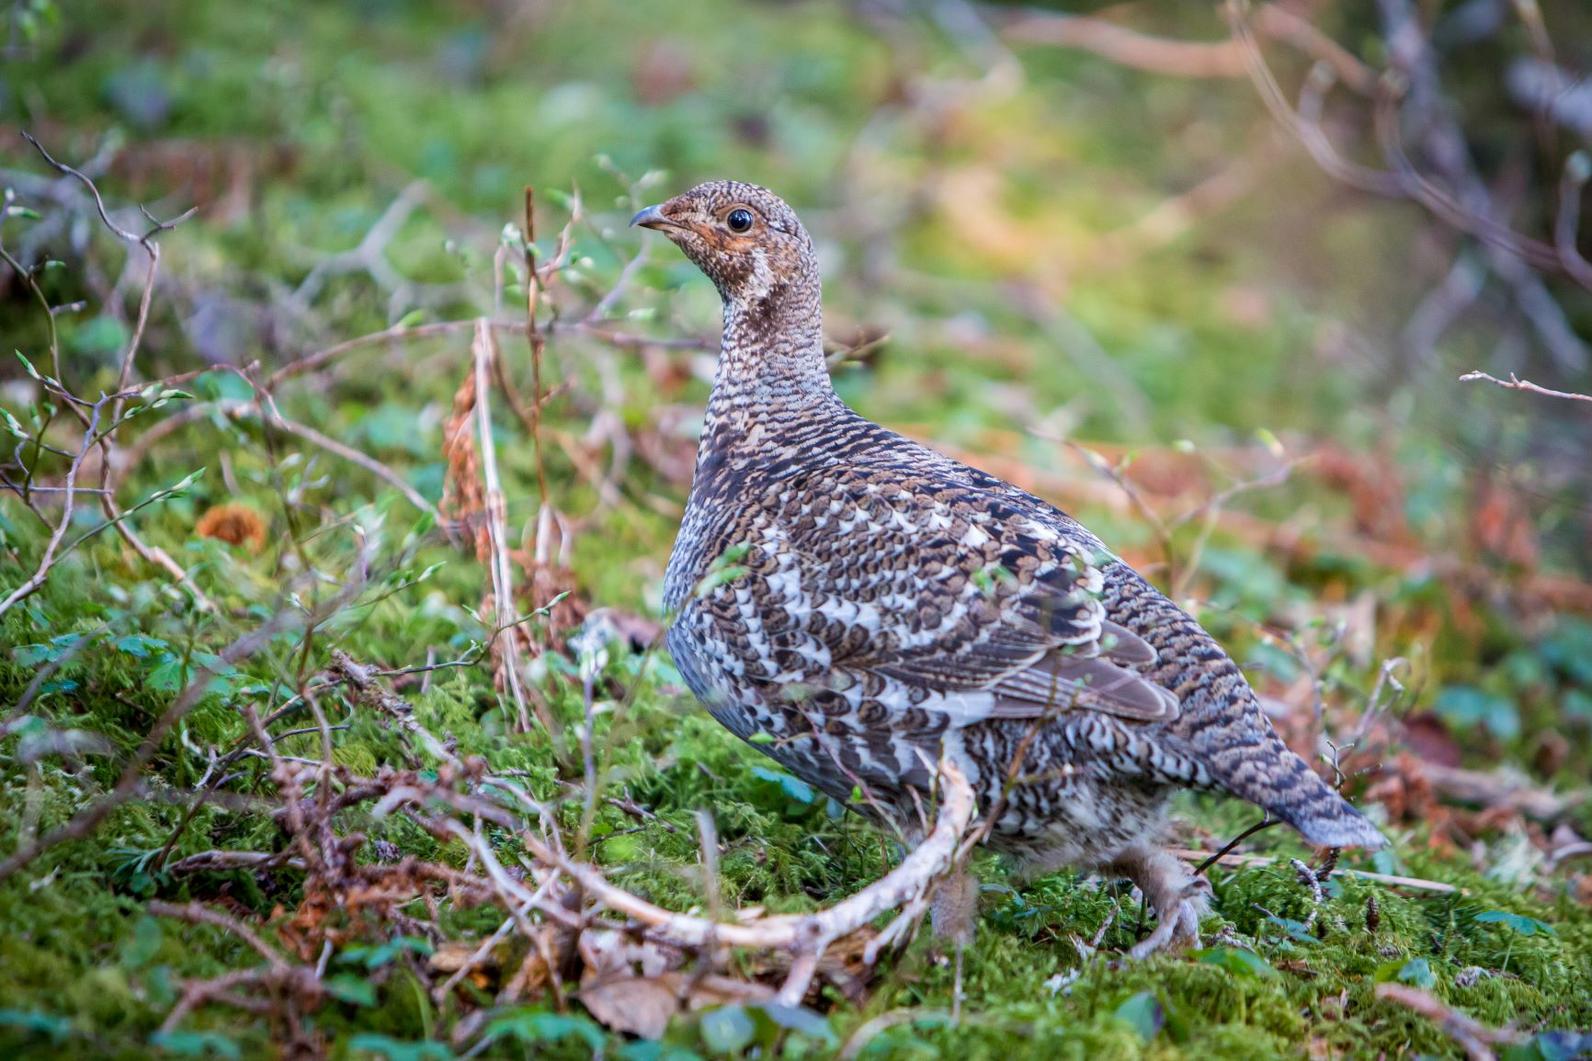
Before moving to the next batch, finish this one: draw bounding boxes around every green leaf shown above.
[358,402,433,457]
[121,915,164,969]
[752,1002,836,1045]
[163,468,206,497]
[1475,910,1554,937]
[1503,1030,1592,1061]
[1376,957,1436,988]
[484,1010,605,1051]
[1434,686,1520,741]
[1540,619,1592,685]
[1399,957,1437,988]
[1260,912,1318,945]
[150,1030,241,1058]
[148,650,239,698]
[194,370,256,402]
[1195,946,1279,980]
[1113,991,1164,1041]
[348,1034,455,1060]
[750,765,818,814]
[0,1008,72,1042]
[699,1004,757,1054]
[67,315,130,357]
[12,633,86,667]
[1567,689,1592,726]
[341,935,434,970]
[696,543,752,597]
[324,973,378,1006]
[114,634,170,659]
[617,1042,704,1061]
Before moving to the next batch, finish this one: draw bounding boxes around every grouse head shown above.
[631,180,818,321]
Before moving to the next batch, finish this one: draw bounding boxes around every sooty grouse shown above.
[633,180,1384,957]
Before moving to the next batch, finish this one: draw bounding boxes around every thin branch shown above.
[1173,848,1457,894]
[0,611,300,881]
[1375,983,1521,1061]
[0,403,99,619]
[137,398,442,518]
[1458,370,1592,404]
[20,131,198,245]
[471,320,547,734]
[0,567,368,883]
[1554,152,1592,289]
[147,900,291,972]
[1192,815,1279,877]
[995,8,1246,78]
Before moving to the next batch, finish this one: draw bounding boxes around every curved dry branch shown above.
[995,10,1246,78]
[517,757,976,1003]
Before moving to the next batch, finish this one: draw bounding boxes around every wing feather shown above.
[762,467,1181,728]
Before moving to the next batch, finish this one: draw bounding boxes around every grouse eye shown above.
[726,208,754,233]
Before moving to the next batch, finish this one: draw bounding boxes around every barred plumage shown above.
[634,181,1383,956]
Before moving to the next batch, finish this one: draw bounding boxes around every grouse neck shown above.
[706,289,835,420]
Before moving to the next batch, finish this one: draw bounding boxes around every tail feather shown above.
[1248,736,1386,848]
[1103,564,1386,849]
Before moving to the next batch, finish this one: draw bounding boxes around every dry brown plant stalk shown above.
[1459,370,1592,404]
[1375,983,1523,1061]
[474,319,545,734]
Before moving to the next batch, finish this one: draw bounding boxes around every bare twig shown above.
[1458,370,1592,404]
[12,133,216,611]
[1375,983,1522,1061]
[1553,152,1592,289]
[0,403,100,619]
[471,320,546,734]
[1173,848,1458,894]
[121,398,442,517]
[995,9,1246,78]
[1193,815,1279,877]
[328,650,462,767]
[20,131,198,243]
[148,900,291,972]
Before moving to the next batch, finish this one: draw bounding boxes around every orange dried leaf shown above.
[195,503,267,552]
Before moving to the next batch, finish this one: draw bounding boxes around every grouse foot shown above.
[930,865,980,945]
[930,866,979,1020]
[1110,845,1211,959]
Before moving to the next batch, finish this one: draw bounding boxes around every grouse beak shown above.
[629,204,677,231]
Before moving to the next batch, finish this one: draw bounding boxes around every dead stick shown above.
[518,759,974,993]
[1375,983,1520,1061]
[1170,848,1459,894]
[471,320,549,734]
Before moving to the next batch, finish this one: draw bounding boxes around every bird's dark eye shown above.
[726,208,754,233]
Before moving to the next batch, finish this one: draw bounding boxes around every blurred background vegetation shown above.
[2,0,1591,1057]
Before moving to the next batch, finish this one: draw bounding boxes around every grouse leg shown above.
[930,865,979,1020]
[1109,845,1210,960]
